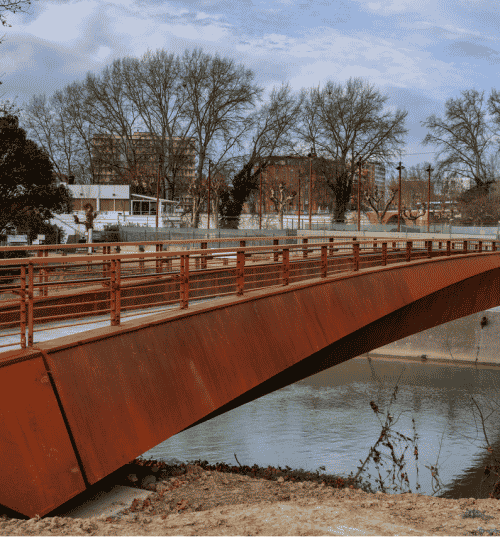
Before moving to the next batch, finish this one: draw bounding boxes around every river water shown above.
[142,356,500,499]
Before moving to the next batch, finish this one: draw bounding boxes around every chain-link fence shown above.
[117,226,298,249]
[302,222,500,237]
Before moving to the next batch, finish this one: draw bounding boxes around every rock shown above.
[127,474,138,483]
[277,477,284,483]
[140,475,157,489]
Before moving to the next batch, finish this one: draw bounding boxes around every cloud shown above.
[444,41,500,63]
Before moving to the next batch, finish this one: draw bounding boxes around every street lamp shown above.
[357,159,363,232]
[425,164,434,233]
[259,165,263,230]
[308,148,317,230]
[207,159,212,230]
[156,154,163,231]
[298,164,301,230]
[396,161,405,232]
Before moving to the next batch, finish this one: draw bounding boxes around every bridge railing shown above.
[0,237,496,352]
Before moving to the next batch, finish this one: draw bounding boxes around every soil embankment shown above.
[1,460,499,535]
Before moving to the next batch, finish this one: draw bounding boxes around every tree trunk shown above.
[333,201,348,224]
[192,206,200,228]
[212,197,220,229]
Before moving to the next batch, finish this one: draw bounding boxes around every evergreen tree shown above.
[0,114,72,238]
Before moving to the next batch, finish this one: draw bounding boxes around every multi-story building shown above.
[91,132,197,191]
[246,155,335,214]
[351,160,386,200]
[249,156,386,215]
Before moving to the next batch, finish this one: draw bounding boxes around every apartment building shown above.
[247,155,333,214]
[351,160,386,199]
[91,132,197,189]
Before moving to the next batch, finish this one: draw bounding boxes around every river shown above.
[141,356,500,499]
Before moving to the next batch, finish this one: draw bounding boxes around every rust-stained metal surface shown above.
[1,245,500,517]
[39,253,500,487]
[0,351,85,517]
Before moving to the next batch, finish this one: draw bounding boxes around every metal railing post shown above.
[43,250,49,297]
[382,242,387,266]
[353,242,360,271]
[115,259,121,325]
[110,259,117,325]
[273,239,279,262]
[236,250,245,295]
[321,245,327,278]
[479,240,483,253]
[406,241,412,262]
[156,243,162,275]
[166,249,172,273]
[446,240,451,256]
[27,262,33,347]
[201,241,207,270]
[282,248,290,285]
[139,249,145,273]
[20,265,26,349]
[302,238,308,259]
[493,241,497,252]
[427,240,432,258]
[102,246,109,287]
[329,237,334,256]
[463,240,467,254]
[180,255,189,309]
[37,250,43,297]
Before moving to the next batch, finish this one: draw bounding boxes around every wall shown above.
[370,309,500,366]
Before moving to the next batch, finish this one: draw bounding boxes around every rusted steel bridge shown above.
[1,235,499,517]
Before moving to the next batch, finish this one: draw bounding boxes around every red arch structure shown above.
[1,249,500,517]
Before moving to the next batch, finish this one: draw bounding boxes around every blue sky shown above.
[1,0,500,168]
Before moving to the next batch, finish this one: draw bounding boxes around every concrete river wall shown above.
[370,309,500,366]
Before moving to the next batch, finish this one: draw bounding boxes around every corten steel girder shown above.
[0,252,499,517]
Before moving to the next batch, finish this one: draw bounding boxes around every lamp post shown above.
[207,159,212,230]
[425,164,433,233]
[308,148,316,230]
[298,166,301,230]
[259,166,262,230]
[357,159,363,232]
[396,161,405,232]
[156,154,163,230]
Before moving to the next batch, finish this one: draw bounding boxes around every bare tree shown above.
[456,184,500,226]
[52,82,105,184]
[217,84,303,228]
[117,50,195,201]
[81,62,149,184]
[181,48,263,227]
[0,0,33,45]
[402,205,426,226]
[296,78,408,223]
[22,93,88,182]
[270,182,296,229]
[422,89,498,190]
[364,185,398,224]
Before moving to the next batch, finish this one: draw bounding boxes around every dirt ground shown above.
[2,465,500,536]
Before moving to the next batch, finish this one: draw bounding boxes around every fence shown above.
[117,226,297,249]
[0,236,496,352]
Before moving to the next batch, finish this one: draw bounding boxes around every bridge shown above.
[0,235,499,517]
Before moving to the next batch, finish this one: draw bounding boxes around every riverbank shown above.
[369,309,500,366]
[1,460,499,535]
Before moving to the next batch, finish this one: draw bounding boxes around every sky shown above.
[1,0,500,170]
